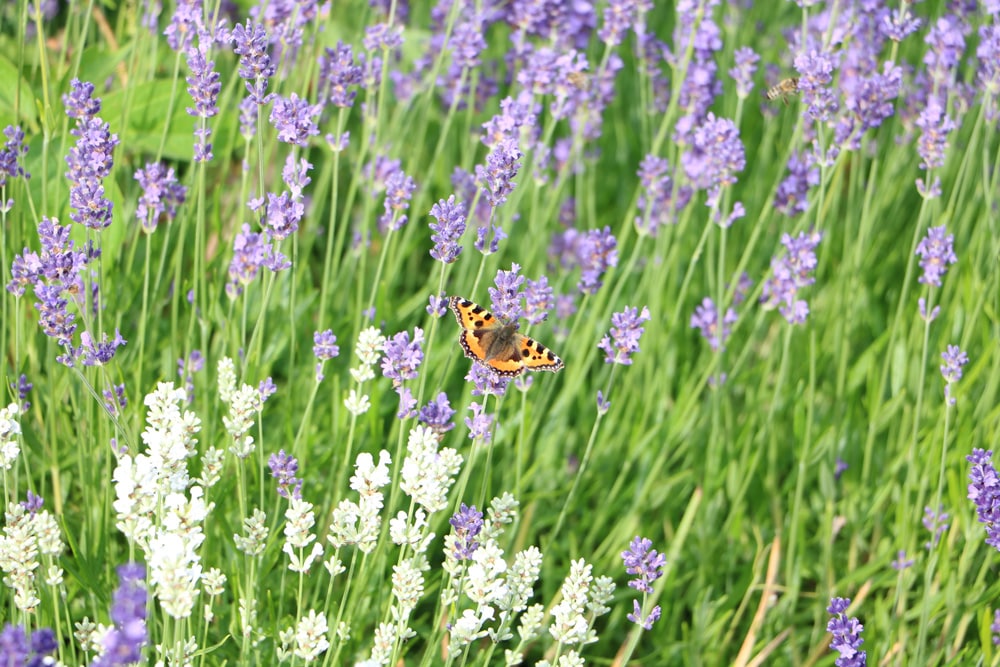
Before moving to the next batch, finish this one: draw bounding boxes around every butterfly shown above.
[448,296,564,377]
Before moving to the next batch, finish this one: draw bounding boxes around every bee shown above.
[765,77,800,105]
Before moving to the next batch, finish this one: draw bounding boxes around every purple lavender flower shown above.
[915,99,955,172]
[363,22,404,52]
[263,191,304,241]
[65,103,119,231]
[523,276,554,326]
[467,364,510,398]
[165,0,201,52]
[940,344,968,406]
[578,227,618,295]
[992,609,1000,646]
[20,490,43,514]
[883,7,922,42]
[379,169,416,233]
[465,401,494,442]
[239,96,257,139]
[380,328,425,388]
[0,624,57,666]
[977,25,1000,122]
[481,95,537,148]
[429,195,466,263]
[681,113,745,205]
[63,78,101,120]
[0,125,29,189]
[178,350,203,403]
[634,155,691,234]
[890,550,914,570]
[760,230,822,325]
[79,330,127,366]
[313,330,339,361]
[598,306,651,365]
[729,47,759,98]
[231,20,276,105]
[924,15,967,87]
[794,49,838,125]
[488,264,524,321]
[12,374,31,411]
[418,392,456,435]
[598,0,640,47]
[226,224,268,298]
[922,505,949,549]
[396,386,417,420]
[475,137,521,209]
[318,41,363,109]
[596,390,610,414]
[690,298,737,351]
[449,503,483,560]
[102,383,127,415]
[270,93,321,147]
[826,597,866,667]
[774,151,819,218]
[185,36,221,161]
[627,598,662,631]
[268,450,303,500]
[968,448,1000,551]
[135,162,187,233]
[427,292,448,317]
[622,536,665,593]
[835,458,848,481]
[93,563,148,667]
[451,18,487,69]
[915,226,957,287]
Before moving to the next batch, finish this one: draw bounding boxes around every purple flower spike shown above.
[318,41,363,109]
[231,20,276,105]
[690,298,737,351]
[681,112,745,206]
[381,328,425,388]
[418,392,456,434]
[465,401,494,442]
[968,448,1000,551]
[729,47,759,98]
[270,93,322,147]
[940,345,968,406]
[760,231,822,325]
[93,563,148,667]
[475,137,521,209]
[268,449,303,500]
[915,226,957,287]
[135,162,187,233]
[429,195,466,264]
[448,503,483,560]
[313,330,339,361]
[488,263,524,321]
[598,306,651,365]
[621,536,666,594]
[0,125,30,189]
[379,169,416,233]
[626,598,662,631]
[826,597,866,667]
[63,78,101,120]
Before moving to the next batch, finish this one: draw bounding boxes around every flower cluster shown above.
[940,345,968,406]
[915,225,957,287]
[135,162,187,233]
[760,230,822,325]
[826,598,866,667]
[599,306,651,365]
[622,536,664,630]
[968,448,1000,551]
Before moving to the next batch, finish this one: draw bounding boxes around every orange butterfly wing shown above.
[449,296,564,377]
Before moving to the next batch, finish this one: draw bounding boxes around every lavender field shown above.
[1,0,999,665]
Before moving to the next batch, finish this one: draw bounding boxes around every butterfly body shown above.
[449,296,564,377]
